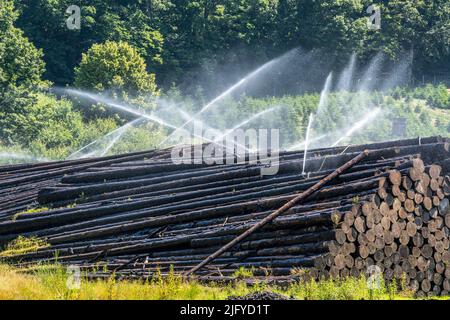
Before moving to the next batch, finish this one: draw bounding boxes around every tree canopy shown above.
[74,41,159,98]
[0,0,46,89]
[14,0,164,85]
[0,0,448,161]
[11,0,450,93]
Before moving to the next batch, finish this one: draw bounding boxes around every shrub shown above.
[74,41,159,99]
[412,83,449,109]
[0,87,117,159]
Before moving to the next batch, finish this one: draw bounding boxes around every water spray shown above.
[213,106,279,144]
[159,48,300,146]
[65,89,176,129]
[0,152,49,163]
[286,133,328,151]
[316,72,333,115]
[302,113,314,174]
[336,54,356,91]
[63,88,244,154]
[67,118,146,159]
[331,107,381,147]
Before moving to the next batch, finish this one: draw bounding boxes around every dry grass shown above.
[0,264,255,300]
[1,264,448,300]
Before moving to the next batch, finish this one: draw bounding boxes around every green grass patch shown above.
[0,236,49,257]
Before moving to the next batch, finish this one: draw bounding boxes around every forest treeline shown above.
[0,0,449,162]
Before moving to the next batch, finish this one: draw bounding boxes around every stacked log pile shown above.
[317,159,450,297]
[0,136,449,296]
[0,149,173,221]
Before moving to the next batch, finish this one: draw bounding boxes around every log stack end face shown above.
[314,161,450,297]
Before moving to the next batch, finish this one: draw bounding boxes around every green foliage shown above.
[105,123,166,155]
[12,207,49,221]
[1,83,449,162]
[232,267,255,278]
[0,236,49,257]
[0,1,449,164]
[197,87,450,150]
[14,0,164,85]
[15,207,49,217]
[10,0,449,91]
[0,144,42,165]
[2,263,442,300]
[0,1,120,160]
[411,84,450,109]
[73,41,159,120]
[290,277,388,300]
[0,0,46,89]
[74,41,159,98]
[0,87,117,159]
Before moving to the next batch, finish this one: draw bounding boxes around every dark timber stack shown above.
[0,148,173,221]
[0,136,449,297]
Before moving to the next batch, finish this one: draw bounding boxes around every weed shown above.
[12,207,49,221]
[0,264,448,300]
[0,236,49,257]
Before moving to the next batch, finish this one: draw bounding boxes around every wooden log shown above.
[185,150,369,276]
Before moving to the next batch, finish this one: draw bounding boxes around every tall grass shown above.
[1,264,443,300]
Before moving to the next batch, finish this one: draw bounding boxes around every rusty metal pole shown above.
[184,149,370,276]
